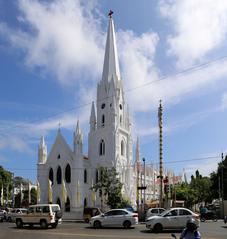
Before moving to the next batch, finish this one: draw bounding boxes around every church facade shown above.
[37,15,174,217]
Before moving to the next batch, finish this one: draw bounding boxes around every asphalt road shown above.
[0,220,226,239]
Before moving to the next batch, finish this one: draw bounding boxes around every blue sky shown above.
[1,0,227,183]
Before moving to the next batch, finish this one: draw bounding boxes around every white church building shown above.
[37,14,180,218]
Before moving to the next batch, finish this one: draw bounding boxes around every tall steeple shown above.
[38,136,47,164]
[74,120,83,154]
[88,11,133,203]
[90,101,96,131]
[102,11,121,83]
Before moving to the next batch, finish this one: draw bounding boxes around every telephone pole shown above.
[158,100,163,207]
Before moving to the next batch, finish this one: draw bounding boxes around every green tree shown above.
[210,171,219,200]
[190,170,212,204]
[175,170,213,207]
[210,154,227,200]
[92,167,130,209]
[14,176,30,188]
[174,182,197,208]
[0,166,13,206]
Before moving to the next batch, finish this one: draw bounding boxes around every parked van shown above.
[83,207,102,223]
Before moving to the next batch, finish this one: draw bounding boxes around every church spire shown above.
[102,11,121,83]
[90,101,96,131]
[38,136,47,164]
[74,119,83,154]
[76,120,81,136]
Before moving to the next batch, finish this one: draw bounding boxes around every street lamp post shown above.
[142,158,146,214]
[221,153,225,218]
[158,100,164,208]
[12,173,15,208]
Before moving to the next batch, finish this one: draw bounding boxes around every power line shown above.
[5,154,221,172]
[1,54,227,136]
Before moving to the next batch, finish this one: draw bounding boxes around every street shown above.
[0,221,226,239]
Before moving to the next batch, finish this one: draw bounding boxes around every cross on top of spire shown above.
[108,10,114,18]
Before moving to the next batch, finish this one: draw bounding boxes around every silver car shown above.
[90,209,138,228]
[7,208,27,222]
[146,207,200,233]
[146,208,165,220]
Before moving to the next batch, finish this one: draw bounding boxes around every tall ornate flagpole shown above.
[158,100,163,207]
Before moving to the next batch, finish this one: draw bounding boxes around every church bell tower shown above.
[88,12,132,198]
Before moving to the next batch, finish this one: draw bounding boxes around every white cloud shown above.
[123,52,227,114]
[118,29,160,112]
[0,0,104,84]
[159,0,227,68]
[1,0,227,115]
[1,0,227,148]
[0,104,91,153]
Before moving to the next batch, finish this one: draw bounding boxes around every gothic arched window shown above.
[49,168,54,185]
[101,114,105,127]
[65,164,71,183]
[84,169,87,183]
[65,197,70,212]
[57,166,62,184]
[121,140,125,156]
[99,139,105,156]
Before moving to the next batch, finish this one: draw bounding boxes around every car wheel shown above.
[153,223,163,233]
[8,217,12,222]
[93,220,101,229]
[123,220,131,229]
[51,222,58,228]
[40,219,48,229]
[16,219,23,229]
[200,217,205,222]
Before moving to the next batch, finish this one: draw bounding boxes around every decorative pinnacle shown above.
[108,10,114,18]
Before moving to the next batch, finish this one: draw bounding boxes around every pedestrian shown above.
[200,205,207,219]
[180,218,201,239]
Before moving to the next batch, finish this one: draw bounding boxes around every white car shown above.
[90,209,138,228]
[146,207,200,233]
[7,208,27,222]
[15,204,62,229]
[0,209,7,222]
[146,208,165,220]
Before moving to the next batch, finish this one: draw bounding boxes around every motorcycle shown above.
[200,210,218,222]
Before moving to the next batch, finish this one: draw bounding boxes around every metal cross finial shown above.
[108,10,114,18]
